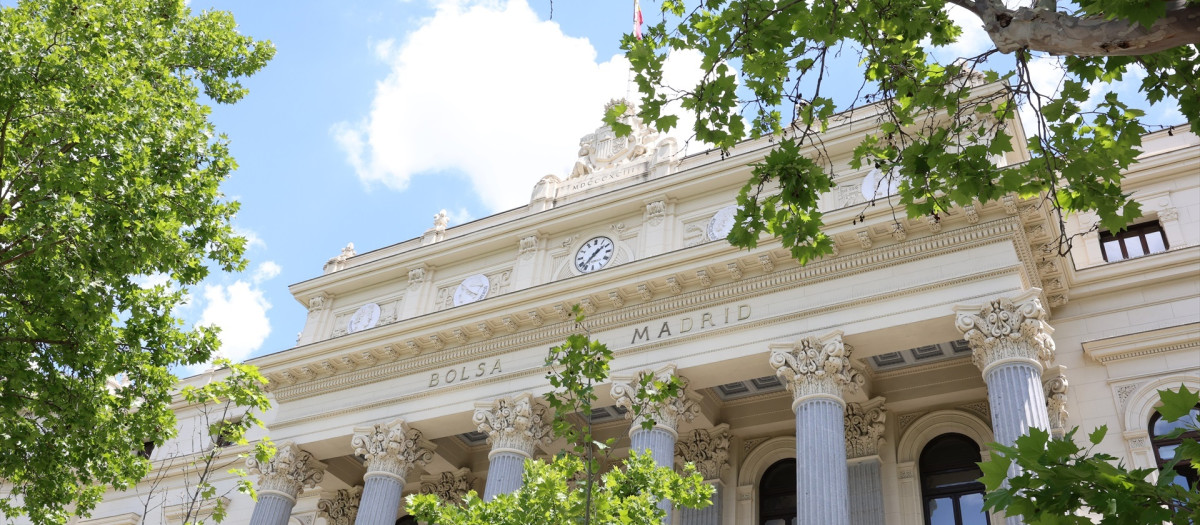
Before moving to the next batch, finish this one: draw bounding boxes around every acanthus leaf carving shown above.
[350,419,435,479]
[317,487,362,525]
[610,365,700,433]
[419,468,475,506]
[844,401,887,458]
[769,331,863,401]
[246,441,326,499]
[955,290,1056,373]
[472,394,553,457]
[674,425,731,479]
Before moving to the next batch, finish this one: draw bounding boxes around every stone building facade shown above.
[61,94,1200,525]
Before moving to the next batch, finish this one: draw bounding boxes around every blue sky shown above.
[179,0,1185,372]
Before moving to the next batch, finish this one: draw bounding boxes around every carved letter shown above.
[680,318,693,333]
[491,359,502,374]
[739,305,751,320]
[701,313,715,329]
[658,321,672,338]
[459,366,468,381]
[632,326,650,344]
[477,362,486,377]
[446,368,457,383]
[429,373,440,387]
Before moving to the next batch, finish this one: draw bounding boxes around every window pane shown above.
[1154,408,1200,435]
[1103,240,1124,261]
[959,493,990,525]
[927,497,956,525]
[1124,237,1145,257]
[1146,230,1167,253]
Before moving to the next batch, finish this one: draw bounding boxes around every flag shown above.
[634,0,644,40]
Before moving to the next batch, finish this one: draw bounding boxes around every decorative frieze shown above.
[351,419,435,479]
[697,269,712,287]
[727,261,743,280]
[637,284,654,301]
[519,235,539,259]
[666,277,682,295]
[609,290,625,308]
[420,468,475,506]
[758,254,774,273]
[473,394,553,457]
[856,231,872,249]
[844,401,886,458]
[408,266,426,288]
[611,365,700,433]
[317,487,362,525]
[646,200,667,226]
[955,290,1056,374]
[527,311,544,327]
[964,204,979,224]
[674,425,731,479]
[246,441,326,499]
[770,331,863,403]
[1044,369,1069,439]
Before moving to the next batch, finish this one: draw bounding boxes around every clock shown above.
[574,236,615,273]
[453,274,491,306]
[346,303,381,334]
[706,205,739,242]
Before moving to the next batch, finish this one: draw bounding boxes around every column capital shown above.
[317,487,362,525]
[770,331,863,406]
[610,364,700,437]
[246,441,326,501]
[674,424,731,480]
[419,467,475,506]
[1044,366,1069,439]
[955,289,1056,375]
[844,398,887,459]
[351,419,436,481]
[472,394,553,459]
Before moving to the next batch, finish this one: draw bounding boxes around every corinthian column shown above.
[956,290,1055,525]
[351,419,436,525]
[770,331,863,525]
[611,365,700,523]
[844,399,886,525]
[246,441,326,525]
[473,394,553,500]
[317,487,363,525]
[675,424,730,525]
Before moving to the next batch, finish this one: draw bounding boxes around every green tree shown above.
[136,360,275,525]
[978,385,1200,524]
[408,307,713,525]
[620,0,1198,262]
[0,0,274,522]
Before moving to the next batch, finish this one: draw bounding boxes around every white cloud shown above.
[196,281,272,364]
[927,4,992,61]
[252,261,282,284]
[445,207,474,226]
[132,272,172,289]
[335,0,707,213]
[235,227,267,250]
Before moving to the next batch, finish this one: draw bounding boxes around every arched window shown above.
[759,458,796,525]
[1150,405,1200,490]
[920,433,989,525]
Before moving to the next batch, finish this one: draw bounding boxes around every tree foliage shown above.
[618,0,1198,262]
[409,307,713,525]
[979,386,1200,524]
[0,0,273,521]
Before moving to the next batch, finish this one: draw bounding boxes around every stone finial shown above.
[246,441,326,499]
[844,400,887,458]
[674,425,731,480]
[1044,368,1069,439]
[472,394,553,458]
[770,331,863,404]
[317,487,362,525]
[351,419,435,480]
[610,365,700,436]
[433,210,449,231]
[419,468,475,506]
[324,243,357,273]
[955,289,1056,375]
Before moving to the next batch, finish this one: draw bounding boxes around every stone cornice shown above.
[264,218,1029,403]
[1082,323,1200,364]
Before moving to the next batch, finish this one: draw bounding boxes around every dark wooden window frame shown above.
[1099,221,1169,262]
[1149,406,1200,490]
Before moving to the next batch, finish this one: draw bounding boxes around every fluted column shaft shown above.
[474,394,553,501]
[956,290,1057,525]
[356,474,405,525]
[246,441,326,525]
[847,457,884,525]
[351,419,435,525]
[795,398,851,525]
[679,481,722,525]
[248,492,295,525]
[612,365,700,524]
[483,451,527,500]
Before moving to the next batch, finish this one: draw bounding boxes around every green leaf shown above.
[1088,425,1108,446]
[1157,385,1199,422]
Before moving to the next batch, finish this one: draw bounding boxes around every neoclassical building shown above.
[64,91,1199,525]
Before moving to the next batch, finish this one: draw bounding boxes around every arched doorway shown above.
[759,458,796,525]
[920,433,989,525]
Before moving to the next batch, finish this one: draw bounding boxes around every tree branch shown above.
[956,0,1200,56]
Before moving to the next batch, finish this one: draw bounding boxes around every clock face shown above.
[453,274,491,306]
[706,205,739,242]
[574,236,615,273]
[346,303,381,334]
